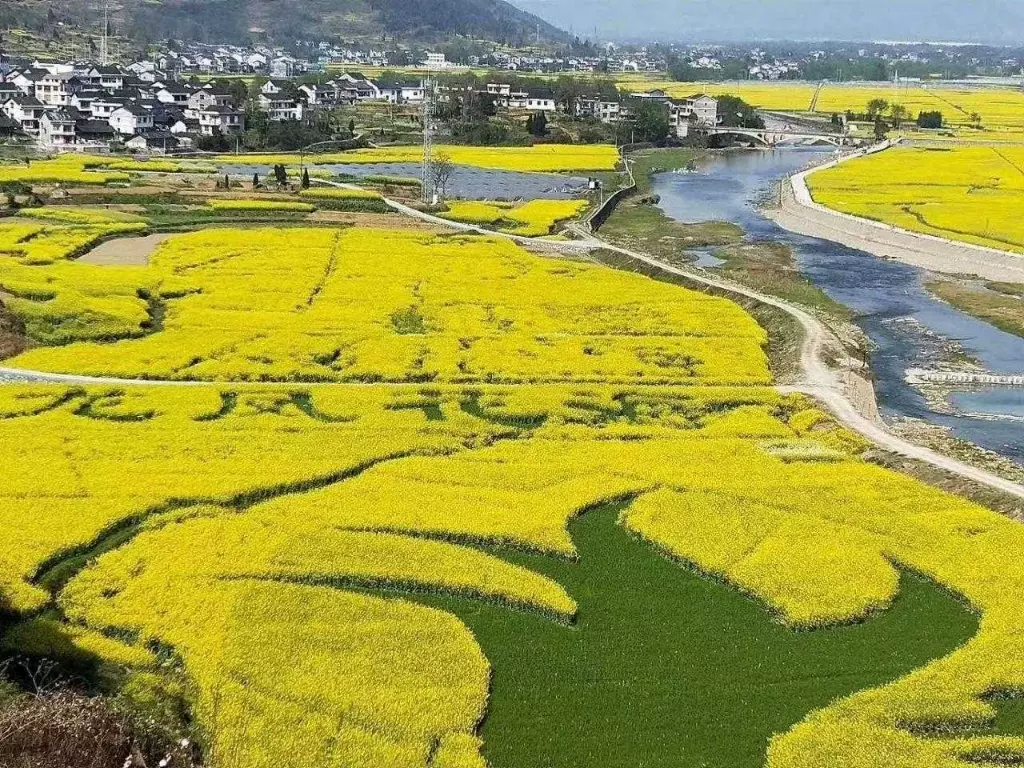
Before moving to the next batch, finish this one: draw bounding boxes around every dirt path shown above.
[764,160,1024,283]
[78,233,173,266]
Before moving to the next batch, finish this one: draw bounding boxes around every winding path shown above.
[2,180,1023,502]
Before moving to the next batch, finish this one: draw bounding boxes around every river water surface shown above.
[652,147,1024,463]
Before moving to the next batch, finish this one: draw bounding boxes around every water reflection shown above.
[652,148,1024,462]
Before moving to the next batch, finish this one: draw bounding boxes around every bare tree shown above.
[429,151,455,203]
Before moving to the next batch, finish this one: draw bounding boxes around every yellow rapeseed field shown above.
[809,145,1024,253]
[0,381,1021,767]
[441,199,588,236]
[615,80,1024,130]
[4,226,770,384]
[0,155,130,185]
[4,218,1024,768]
[205,199,316,212]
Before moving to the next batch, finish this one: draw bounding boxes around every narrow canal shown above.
[651,147,1024,463]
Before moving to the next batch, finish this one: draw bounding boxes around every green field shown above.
[425,503,977,768]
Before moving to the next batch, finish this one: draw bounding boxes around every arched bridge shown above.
[704,127,850,147]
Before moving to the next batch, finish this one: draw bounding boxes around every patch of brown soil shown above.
[306,210,446,231]
[78,233,174,266]
[0,297,26,360]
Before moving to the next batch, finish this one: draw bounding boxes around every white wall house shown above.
[524,89,556,111]
[198,105,244,135]
[109,105,155,135]
[258,94,304,122]
[155,85,192,105]
[1,96,45,136]
[33,72,75,106]
[39,109,76,146]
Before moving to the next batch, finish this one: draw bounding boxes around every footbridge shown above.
[704,127,851,147]
[906,369,1024,387]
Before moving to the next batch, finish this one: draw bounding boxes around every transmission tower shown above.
[100,2,109,66]
[421,74,435,204]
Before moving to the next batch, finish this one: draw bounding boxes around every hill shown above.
[0,0,568,48]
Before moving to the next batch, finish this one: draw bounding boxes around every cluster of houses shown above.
[0,61,247,151]
[0,54,721,151]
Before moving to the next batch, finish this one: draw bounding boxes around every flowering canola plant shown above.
[3,222,1024,768]
[441,199,588,236]
[205,199,316,212]
[6,226,770,384]
[0,154,130,185]
[0,380,1020,767]
[809,145,1024,254]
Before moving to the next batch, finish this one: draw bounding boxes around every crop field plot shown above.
[614,80,1024,131]
[809,145,1024,253]
[440,199,588,236]
[1,379,1023,768]
[1,226,769,383]
[2,221,1024,768]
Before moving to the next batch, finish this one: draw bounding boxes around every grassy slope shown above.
[421,503,978,768]
[927,280,1024,339]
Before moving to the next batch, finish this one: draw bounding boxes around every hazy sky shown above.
[513,0,1024,44]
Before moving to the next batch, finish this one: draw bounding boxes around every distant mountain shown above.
[1,0,568,47]
[514,0,1024,44]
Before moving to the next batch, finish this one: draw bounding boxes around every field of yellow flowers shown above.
[0,378,1020,768]
[614,80,1024,130]
[809,145,1024,253]
[441,199,588,236]
[3,226,769,383]
[1,218,1023,768]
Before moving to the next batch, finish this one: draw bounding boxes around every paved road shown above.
[3,184,1023,501]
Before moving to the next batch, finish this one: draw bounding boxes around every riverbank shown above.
[764,156,1024,283]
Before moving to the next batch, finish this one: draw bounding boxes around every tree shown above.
[889,103,908,129]
[630,100,670,144]
[873,117,889,142]
[527,111,547,137]
[348,118,356,135]
[917,111,943,129]
[866,98,889,119]
[273,164,288,187]
[970,112,983,129]
[252,173,260,189]
[715,95,765,129]
[301,169,310,189]
[429,151,454,202]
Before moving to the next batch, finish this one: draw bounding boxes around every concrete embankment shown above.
[763,146,1024,283]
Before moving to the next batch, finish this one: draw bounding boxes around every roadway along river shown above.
[652,146,1024,463]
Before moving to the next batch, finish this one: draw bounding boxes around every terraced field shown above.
[1,221,1023,768]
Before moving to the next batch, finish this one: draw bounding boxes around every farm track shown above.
[1,180,1022,501]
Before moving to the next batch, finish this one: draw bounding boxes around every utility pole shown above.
[421,72,435,204]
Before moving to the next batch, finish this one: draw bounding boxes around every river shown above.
[652,147,1024,463]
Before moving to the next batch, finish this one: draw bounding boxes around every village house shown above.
[109,104,155,135]
[198,104,245,135]
[38,109,76,146]
[1,95,46,137]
